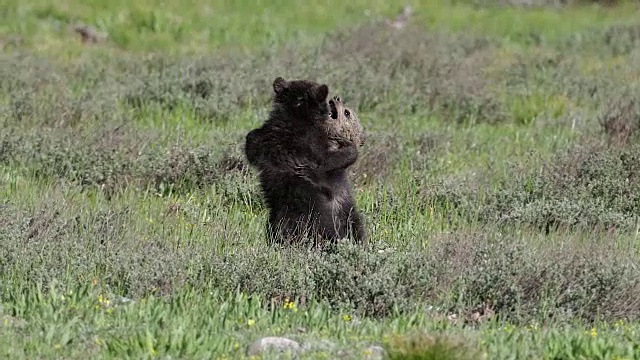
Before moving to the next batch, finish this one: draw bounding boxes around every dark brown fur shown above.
[245,77,366,248]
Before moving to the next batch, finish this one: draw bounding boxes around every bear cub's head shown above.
[272,77,330,126]
[325,95,365,149]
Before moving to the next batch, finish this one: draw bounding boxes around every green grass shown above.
[421,1,640,46]
[2,0,401,55]
[3,0,640,358]
[3,0,638,56]
[2,285,640,359]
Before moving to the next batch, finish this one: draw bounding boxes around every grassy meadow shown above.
[2,0,640,358]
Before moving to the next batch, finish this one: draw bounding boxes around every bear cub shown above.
[325,95,365,150]
[245,77,366,248]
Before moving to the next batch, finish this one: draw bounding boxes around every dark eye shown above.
[344,109,350,118]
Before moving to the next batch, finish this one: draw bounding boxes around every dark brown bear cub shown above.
[245,77,366,248]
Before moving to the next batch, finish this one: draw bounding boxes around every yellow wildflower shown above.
[342,314,352,322]
[283,298,297,312]
[247,318,255,326]
[98,295,111,307]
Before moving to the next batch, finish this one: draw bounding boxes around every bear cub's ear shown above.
[273,77,288,95]
[313,84,329,103]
